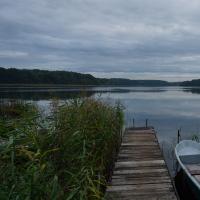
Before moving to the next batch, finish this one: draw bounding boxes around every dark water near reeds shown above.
[1,85,200,176]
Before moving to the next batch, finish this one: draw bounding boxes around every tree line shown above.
[0,67,182,86]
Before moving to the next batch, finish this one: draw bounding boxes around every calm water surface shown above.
[1,86,200,175]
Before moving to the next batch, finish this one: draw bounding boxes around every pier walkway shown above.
[106,127,177,200]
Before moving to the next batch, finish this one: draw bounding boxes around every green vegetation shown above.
[181,79,200,86]
[192,134,200,142]
[0,98,123,200]
[0,67,98,85]
[99,78,170,86]
[0,67,170,86]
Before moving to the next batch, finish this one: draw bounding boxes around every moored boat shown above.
[175,140,200,199]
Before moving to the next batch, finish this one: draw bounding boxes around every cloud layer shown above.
[1,0,200,81]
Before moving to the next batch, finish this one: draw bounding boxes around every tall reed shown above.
[0,98,123,199]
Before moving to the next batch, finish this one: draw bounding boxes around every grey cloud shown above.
[1,0,200,81]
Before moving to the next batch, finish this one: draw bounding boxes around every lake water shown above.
[1,86,200,176]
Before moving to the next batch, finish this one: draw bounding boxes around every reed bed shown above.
[0,98,123,200]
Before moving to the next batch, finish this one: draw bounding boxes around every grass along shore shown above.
[0,98,123,200]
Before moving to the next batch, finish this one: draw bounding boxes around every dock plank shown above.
[105,127,177,200]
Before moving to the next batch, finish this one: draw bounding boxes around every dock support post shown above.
[177,129,181,143]
[146,119,148,128]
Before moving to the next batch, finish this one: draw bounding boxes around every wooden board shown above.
[186,164,200,175]
[105,127,177,200]
[194,175,200,183]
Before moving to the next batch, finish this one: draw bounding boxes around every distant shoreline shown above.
[0,67,199,86]
[0,83,178,87]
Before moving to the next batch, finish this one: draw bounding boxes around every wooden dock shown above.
[105,127,177,200]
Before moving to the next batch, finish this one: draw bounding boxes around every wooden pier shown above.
[105,127,177,200]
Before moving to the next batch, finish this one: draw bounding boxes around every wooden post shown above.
[146,119,148,128]
[177,129,181,143]
[133,118,135,127]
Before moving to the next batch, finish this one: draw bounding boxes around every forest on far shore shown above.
[0,67,199,86]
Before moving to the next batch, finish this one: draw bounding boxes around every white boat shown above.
[175,140,200,199]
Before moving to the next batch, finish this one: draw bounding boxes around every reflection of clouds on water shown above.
[161,140,177,176]
[1,86,200,176]
[97,87,200,176]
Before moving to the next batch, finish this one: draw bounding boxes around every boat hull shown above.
[175,169,200,200]
[184,170,200,200]
[175,140,200,200]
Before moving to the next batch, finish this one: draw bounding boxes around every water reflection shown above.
[0,90,96,100]
[183,87,200,94]
[0,86,168,100]
[1,86,200,175]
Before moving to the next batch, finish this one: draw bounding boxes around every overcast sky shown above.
[1,0,200,81]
